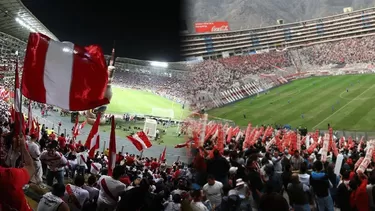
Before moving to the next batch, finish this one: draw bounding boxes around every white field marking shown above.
[312,84,375,129]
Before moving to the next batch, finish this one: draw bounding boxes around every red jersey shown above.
[58,136,66,149]
[150,161,159,170]
[125,156,134,166]
[0,167,32,211]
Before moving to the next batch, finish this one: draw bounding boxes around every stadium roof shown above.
[0,0,58,42]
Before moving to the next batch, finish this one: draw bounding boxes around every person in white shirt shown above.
[83,175,100,202]
[190,189,209,211]
[26,133,43,185]
[202,175,224,209]
[90,159,102,176]
[37,183,70,211]
[75,146,88,177]
[64,175,90,211]
[40,141,67,186]
[97,166,127,211]
[66,154,77,179]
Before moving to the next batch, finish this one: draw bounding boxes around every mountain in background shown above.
[183,0,375,32]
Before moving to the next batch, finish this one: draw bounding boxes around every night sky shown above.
[21,0,185,62]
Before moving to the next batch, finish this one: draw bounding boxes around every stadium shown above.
[2,0,375,210]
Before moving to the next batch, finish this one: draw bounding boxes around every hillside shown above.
[184,0,375,32]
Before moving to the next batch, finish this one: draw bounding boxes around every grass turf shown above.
[208,74,375,131]
[107,87,189,119]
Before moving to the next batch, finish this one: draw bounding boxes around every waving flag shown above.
[22,33,109,111]
[159,146,166,163]
[85,113,101,158]
[14,60,24,136]
[127,131,152,151]
[108,116,116,176]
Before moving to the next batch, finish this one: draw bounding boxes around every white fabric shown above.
[37,192,64,211]
[26,141,41,160]
[190,201,209,211]
[97,175,126,206]
[64,184,90,211]
[40,151,67,171]
[76,151,88,168]
[202,181,223,208]
[44,40,74,108]
[83,185,99,201]
[90,162,102,175]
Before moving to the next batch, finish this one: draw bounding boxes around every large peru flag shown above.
[127,131,152,151]
[22,33,109,111]
[85,113,101,158]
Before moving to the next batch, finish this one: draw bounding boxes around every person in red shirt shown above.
[350,172,369,211]
[119,174,131,186]
[125,155,135,166]
[116,152,124,165]
[49,132,56,140]
[0,135,35,211]
[150,158,159,171]
[76,140,83,150]
[68,140,76,152]
[57,133,66,150]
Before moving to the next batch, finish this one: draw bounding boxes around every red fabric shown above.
[0,167,32,211]
[127,131,152,151]
[108,116,116,176]
[66,184,82,209]
[150,161,159,170]
[116,154,124,163]
[125,156,134,166]
[119,176,131,186]
[192,154,206,172]
[68,143,76,151]
[58,136,66,149]
[22,33,109,111]
[350,179,369,211]
[173,169,181,179]
[49,133,56,140]
[160,146,166,162]
[85,113,101,158]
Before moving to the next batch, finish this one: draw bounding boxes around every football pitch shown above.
[208,74,375,131]
[107,87,189,119]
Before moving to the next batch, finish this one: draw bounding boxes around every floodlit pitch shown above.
[209,74,375,131]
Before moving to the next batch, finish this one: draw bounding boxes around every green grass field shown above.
[107,87,189,119]
[209,74,375,131]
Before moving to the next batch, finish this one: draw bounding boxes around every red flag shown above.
[159,146,166,163]
[72,116,79,137]
[85,113,101,158]
[108,115,116,176]
[127,131,152,151]
[22,33,109,111]
[74,121,86,137]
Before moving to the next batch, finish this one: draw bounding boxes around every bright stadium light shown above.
[150,61,168,68]
[15,17,36,32]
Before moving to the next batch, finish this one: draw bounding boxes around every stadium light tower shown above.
[150,61,168,68]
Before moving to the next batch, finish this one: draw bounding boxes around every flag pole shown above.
[15,57,23,135]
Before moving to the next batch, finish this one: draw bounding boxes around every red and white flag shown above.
[85,113,101,158]
[14,61,24,135]
[22,33,109,111]
[108,115,116,176]
[74,121,86,137]
[159,146,166,163]
[127,131,152,151]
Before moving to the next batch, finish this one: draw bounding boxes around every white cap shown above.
[236,178,245,186]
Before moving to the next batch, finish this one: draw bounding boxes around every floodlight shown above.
[150,61,168,68]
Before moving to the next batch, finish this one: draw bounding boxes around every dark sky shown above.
[21,0,185,62]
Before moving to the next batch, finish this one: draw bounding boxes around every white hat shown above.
[236,178,245,186]
[229,167,238,174]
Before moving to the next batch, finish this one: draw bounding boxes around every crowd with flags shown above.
[2,30,375,211]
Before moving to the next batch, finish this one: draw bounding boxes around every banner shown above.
[195,22,230,33]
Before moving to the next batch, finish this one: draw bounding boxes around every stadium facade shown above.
[181,7,375,60]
